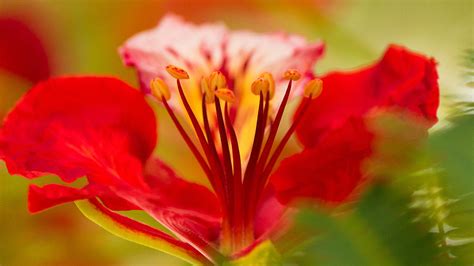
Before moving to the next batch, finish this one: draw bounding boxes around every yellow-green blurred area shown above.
[0,0,472,265]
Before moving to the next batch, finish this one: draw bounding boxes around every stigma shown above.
[152,65,322,253]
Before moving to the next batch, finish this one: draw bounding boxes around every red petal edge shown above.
[28,184,95,213]
[28,184,140,213]
[296,44,439,148]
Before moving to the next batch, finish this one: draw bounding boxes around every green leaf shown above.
[450,242,474,265]
[429,114,474,197]
[284,184,440,266]
[425,113,474,265]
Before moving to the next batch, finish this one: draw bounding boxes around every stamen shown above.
[160,99,213,180]
[224,104,242,182]
[150,78,171,101]
[243,78,292,232]
[201,94,225,204]
[215,96,236,254]
[173,76,226,202]
[157,66,320,254]
[215,88,235,104]
[175,79,209,153]
[304,78,323,99]
[254,79,294,181]
[243,89,270,231]
[243,91,269,186]
[215,97,234,198]
[166,65,190,79]
[283,69,301,81]
[149,76,211,181]
[224,103,247,250]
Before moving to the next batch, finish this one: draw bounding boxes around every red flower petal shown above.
[296,45,439,148]
[139,159,222,250]
[0,76,223,255]
[271,118,373,204]
[0,17,50,82]
[0,76,156,186]
[144,159,221,218]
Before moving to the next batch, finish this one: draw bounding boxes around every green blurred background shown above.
[0,0,472,265]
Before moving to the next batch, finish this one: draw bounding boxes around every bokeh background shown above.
[1,0,472,265]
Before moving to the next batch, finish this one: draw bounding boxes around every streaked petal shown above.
[120,14,324,159]
[119,13,226,109]
[136,158,222,254]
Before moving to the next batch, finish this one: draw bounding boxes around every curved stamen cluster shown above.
[150,65,323,254]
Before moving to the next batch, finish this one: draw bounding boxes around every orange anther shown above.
[304,78,323,99]
[283,69,301,81]
[251,77,270,96]
[166,65,189,79]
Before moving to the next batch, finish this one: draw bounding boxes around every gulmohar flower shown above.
[0,15,439,265]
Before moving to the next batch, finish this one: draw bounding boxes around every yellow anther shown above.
[259,72,275,99]
[251,77,270,96]
[166,65,189,79]
[304,78,323,99]
[200,77,215,104]
[150,78,171,101]
[209,71,227,90]
[283,69,301,81]
[215,88,235,104]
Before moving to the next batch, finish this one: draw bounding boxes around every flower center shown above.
[150,65,322,255]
